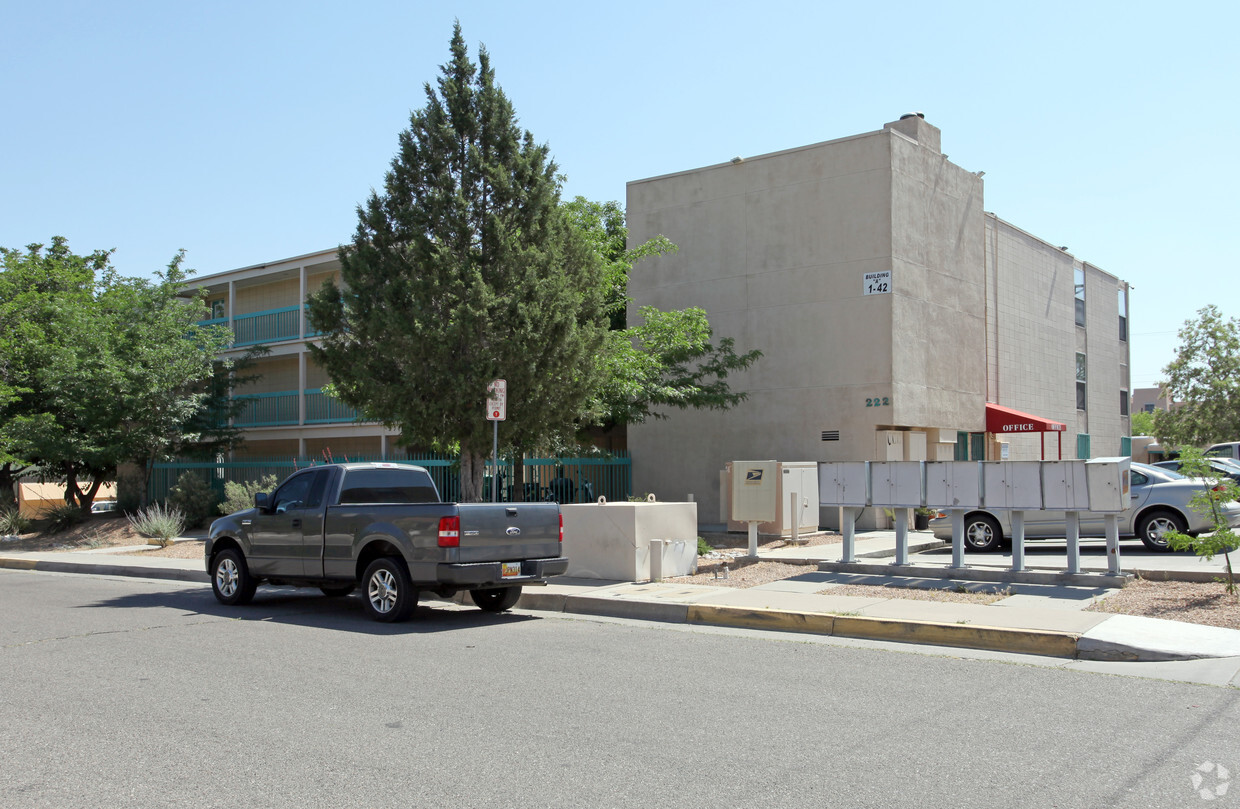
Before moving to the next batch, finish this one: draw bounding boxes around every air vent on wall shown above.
[821,431,840,441]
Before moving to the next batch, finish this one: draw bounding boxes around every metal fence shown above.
[149,451,631,507]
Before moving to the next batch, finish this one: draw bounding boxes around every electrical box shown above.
[818,462,870,508]
[870,461,924,508]
[1041,460,1090,511]
[980,461,1043,510]
[730,460,779,522]
[924,461,980,509]
[1085,457,1131,513]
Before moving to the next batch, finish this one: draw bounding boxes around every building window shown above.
[1143,403,1156,413]
[211,299,227,320]
[1076,352,1087,411]
[1118,287,1127,342]
[1120,389,1129,416]
[1077,433,1091,459]
[1074,267,1086,327]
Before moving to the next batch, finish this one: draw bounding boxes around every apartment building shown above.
[191,248,400,460]
[625,115,1131,527]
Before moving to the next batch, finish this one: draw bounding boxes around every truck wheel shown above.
[319,584,355,598]
[1136,510,1185,552]
[362,558,417,622]
[211,549,257,606]
[471,586,522,613]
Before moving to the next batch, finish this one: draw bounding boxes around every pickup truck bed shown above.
[205,462,567,621]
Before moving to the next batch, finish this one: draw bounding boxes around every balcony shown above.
[305,388,361,423]
[234,392,299,427]
[232,306,301,347]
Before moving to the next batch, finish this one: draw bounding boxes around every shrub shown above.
[167,472,220,529]
[697,537,713,557]
[116,471,143,515]
[220,474,279,516]
[127,503,186,546]
[44,503,87,534]
[1,508,32,536]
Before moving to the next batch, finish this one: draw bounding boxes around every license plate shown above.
[501,562,521,578]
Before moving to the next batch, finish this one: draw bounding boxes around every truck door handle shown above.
[291,518,302,528]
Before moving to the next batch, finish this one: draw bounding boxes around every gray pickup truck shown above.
[205,462,567,622]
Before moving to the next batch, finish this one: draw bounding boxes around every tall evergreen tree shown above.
[307,24,607,501]
[1156,304,1240,447]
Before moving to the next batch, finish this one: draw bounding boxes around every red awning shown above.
[985,403,1067,434]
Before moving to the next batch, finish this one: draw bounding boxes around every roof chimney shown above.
[884,113,941,154]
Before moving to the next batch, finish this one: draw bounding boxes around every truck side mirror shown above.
[255,492,271,513]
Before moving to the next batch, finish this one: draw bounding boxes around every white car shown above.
[928,462,1240,552]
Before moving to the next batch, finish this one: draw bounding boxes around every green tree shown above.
[1164,447,1238,596]
[0,239,234,510]
[562,197,762,429]
[307,24,608,501]
[1129,409,1156,437]
[1156,305,1240,447]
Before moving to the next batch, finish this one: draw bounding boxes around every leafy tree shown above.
[563,197,762,429]
[1164,447,1238,596]
[0,239,234,510]
[1129,409,1156,437]
[307,24,608,501]
[1156,305,1240,447]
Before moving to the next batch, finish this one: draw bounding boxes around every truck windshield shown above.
[339,468,439,504]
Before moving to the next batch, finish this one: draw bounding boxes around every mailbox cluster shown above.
[818,458,1131,514]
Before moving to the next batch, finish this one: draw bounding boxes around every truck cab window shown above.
[273,474,314,513]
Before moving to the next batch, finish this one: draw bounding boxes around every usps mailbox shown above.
[870,461,924,508]
[818,462,870,508]
[1041,460,1090,511]
[924,461,980,509]
[980,461,1043,510]
[1085,457,1131,513]
[730,460,779,522]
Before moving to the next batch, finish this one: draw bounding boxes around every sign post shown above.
[486,379,506,503]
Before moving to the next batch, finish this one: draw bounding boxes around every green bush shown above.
[116,471,143,515]
[220,474,279,516]
[44,503,87,534]
[127,503,186,546]
[697,537,713,557]
[1,508,32,536]
[167,472,220,529]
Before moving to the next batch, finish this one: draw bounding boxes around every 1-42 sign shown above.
[863,270,891,295]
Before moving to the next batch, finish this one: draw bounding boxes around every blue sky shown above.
[3,0,1236,391]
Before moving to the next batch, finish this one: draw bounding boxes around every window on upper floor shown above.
[1118,287,1128,341]
[1120,389,1129,416]
[1074,267,1086,327]
[1076,352,1087,411]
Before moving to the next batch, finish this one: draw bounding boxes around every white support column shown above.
[789,491,799,546]
[1010,511,1026,572]
[1065,511,1082,575]
[650,539,664,582]
[840,507,858,563]
[298,352,307,426]
[227,280,235,335]
[380,434,388,460]
[1105,514,1122,575]
[747,522,759,559]
[893,508,909,565]
[299,265,307,339]
[950,509,965,569]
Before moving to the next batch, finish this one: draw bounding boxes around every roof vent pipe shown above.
[899,112,926,120]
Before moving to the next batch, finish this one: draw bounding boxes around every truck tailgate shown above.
[456,503,561,563]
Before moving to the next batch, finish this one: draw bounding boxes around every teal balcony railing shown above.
[198,316,229,329]
[234,391,300,427]
[232,306,301,347]
[304,388,362,423]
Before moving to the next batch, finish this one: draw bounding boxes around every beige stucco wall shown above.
[626,121,989,525]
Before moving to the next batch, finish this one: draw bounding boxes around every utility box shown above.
[818,462,870,508]
[924,461,980,509]
[1085,457,1132,512]
[980,461,1043,510]
[870,461,924,508]
[729,460,778,523]
[779,462,820,535]
[1042,460,1090,511]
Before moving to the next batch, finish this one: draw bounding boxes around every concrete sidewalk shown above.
[2,534,1239,665]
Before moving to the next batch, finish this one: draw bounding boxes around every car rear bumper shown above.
[435,556,569,587]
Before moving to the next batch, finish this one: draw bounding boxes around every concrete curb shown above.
[0,556,210,584]
[817,561,1131,588]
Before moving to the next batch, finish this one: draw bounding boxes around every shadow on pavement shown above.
[80,583,540,636]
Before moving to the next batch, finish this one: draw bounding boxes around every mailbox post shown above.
[731,461,778,558]
[925,461,980,569]
[818,463,869,563]
[870,462,924,566]
[980,462,1042,572]
[1086,457,1131,575]
[1042,461,1089,574]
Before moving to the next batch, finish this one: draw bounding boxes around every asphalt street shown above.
[2,568,1238,808]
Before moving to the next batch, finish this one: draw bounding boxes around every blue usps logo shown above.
[745,469,764,483]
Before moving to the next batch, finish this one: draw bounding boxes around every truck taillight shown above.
[438,515,460,548]
[559,513,563,544]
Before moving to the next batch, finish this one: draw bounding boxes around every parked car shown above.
[928,462,1240,552]
[1206,442,1240,461]
[1153,458,1240,484]
[206,462,567,622]
[90,500,117,514]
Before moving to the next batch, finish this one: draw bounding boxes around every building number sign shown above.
[863,270,892,295]
[865,397,890,407]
